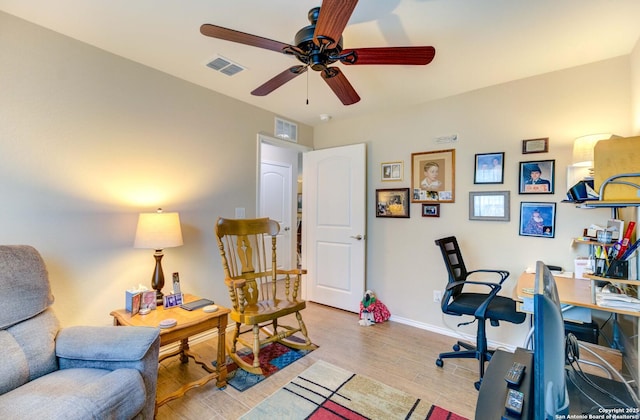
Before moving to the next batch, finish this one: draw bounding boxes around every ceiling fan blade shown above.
[200,24,293,53]
[251,66,307,96]
[313,0,359,48]
[341,47,436,65]
[321,67,360,105]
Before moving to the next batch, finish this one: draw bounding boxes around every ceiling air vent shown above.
[206,56,245,76]
[275,117,298,142]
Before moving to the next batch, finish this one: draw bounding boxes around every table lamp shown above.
[134,208,183,306]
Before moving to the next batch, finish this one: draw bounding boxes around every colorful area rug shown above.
[221,342,313,392]
[240,360,469,419]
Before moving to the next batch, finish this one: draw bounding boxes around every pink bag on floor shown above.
[359,290,390,326]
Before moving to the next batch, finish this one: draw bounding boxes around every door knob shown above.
[350,234,363,240]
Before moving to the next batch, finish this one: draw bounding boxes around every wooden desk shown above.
[111,294,230,409]
[517,272,640,318]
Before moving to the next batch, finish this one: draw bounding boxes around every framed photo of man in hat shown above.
[519,159,555,194]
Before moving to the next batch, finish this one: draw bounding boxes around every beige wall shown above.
[632,36,640,134]
[0,12,312,326]
[313,56,634,347]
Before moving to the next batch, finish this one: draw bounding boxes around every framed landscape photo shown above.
[469,191,510,221]
[519,159,555,194]
[474,152,504,184]
[411,149,455,203]
[422,203,440,218]
[522,137,549,154]
[519,202,556,238]
[381,161,403,181]
[376,188,410,218]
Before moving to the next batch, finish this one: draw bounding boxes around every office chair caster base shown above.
[435,358,443,368]
[474,380,481,391]
[452,343,460,351]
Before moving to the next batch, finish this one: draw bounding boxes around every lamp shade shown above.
[134,210,183,250]
[572,133,611,167]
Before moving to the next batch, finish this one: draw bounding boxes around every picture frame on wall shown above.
[474,152,504,184]
[381,161,403,181]
[469,191,510,221]
[519,201,556,238]
[375,188,410,218]
[422,203,440,217]
[411,149,455,203]
[522,137,549,154]
[519,159,555,194]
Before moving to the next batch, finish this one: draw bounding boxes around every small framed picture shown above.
[519,160,555,194]
[522,137,549,154]
[376,188,410,218]
[519,202,556,238]
[411,149,455,203]
[163,293,184,308]
[422,203,440,217]
[381,161,403,181]
[141,290,157,311]
[474,152,504,184]
[469,191,510,221]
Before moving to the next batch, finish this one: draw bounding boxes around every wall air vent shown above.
[275,117,298,142]
[206,56,245,76]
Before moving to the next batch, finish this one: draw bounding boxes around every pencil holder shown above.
[605,259,628,279]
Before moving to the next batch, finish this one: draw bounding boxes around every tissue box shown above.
[126,291,142,314]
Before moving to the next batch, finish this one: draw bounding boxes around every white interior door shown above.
[302,143,366,312]
[260,160,293,269]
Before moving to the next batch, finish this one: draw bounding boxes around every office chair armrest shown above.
[467,269,510,284]
[445,280,501,293]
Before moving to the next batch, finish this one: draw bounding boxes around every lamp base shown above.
[152,250,165,306]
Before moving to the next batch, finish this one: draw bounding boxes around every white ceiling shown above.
[2,0,640,127]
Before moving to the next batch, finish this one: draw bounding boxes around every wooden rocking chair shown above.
[214,217,317,374]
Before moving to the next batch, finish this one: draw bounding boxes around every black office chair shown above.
[434,236,526,390]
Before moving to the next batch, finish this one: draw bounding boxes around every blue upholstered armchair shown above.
[0,245,161,419]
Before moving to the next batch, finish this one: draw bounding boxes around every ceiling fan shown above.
[200,0,435,105]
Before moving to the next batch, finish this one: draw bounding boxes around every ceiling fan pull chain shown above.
[306,69,309,105]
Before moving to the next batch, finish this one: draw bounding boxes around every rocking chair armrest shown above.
[225,277,246,289]
[276,268,308,276]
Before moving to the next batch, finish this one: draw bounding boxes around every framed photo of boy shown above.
[411,149,455,203]
[376,188,410,218]
[519,202,556,238]
[381,161,403,181]
[519,159,555,194]
[474,152,504,184]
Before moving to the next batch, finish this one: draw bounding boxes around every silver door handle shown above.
[350,234,363,240]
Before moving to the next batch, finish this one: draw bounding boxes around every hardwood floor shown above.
[155,302,479,419]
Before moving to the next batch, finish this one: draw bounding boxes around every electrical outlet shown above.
[433,290,442,303]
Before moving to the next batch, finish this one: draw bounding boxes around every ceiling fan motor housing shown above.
[294,7,343,71]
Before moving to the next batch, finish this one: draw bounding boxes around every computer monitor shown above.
[534,260,569,419]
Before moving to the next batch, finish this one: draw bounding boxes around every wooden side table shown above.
[110,294,230,409]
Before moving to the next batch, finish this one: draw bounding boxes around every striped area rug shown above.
[241,360,468,419]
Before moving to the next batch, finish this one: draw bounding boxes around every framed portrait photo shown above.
[519,202,556,238]
[376,188,410,218]
[411,149,455,203]
[522,137,549,154]
[474,152,504,184]
[469,191,510,221]
[381,161,403,181]
[422,203,440,217]
[519,159,555,194]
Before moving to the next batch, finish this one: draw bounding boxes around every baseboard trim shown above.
[389,314,517,352]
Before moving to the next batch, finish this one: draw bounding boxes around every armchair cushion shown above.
[0,367,146,420]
